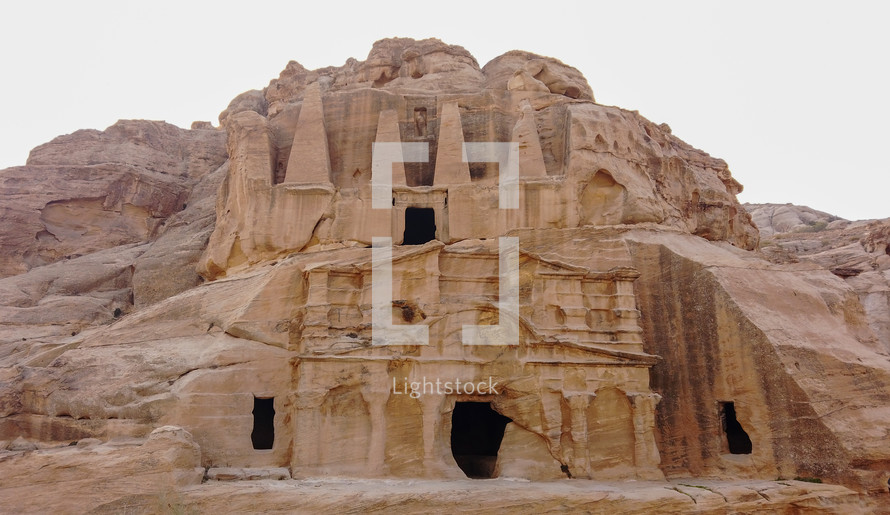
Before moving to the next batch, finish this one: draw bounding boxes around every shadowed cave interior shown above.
[251,397,275,450]
[403,207,437,245]
[720,401,752,455]
[450,401,513,478]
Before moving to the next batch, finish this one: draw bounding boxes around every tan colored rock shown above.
[0,242,146,347]
[132,161,228,307]
[374,109,409,186]
[497,422,565,479]
[1,38,890,511]
[81,478,884,514]
[199,39,757,277]
[0,426,202,514]
[206,467,290,481]
[26,119,226,178]
[190,121,216,130]
[283,82,332,184]
[747,203,890,353]
[0,120,226,278]
[507,68,552,94]
[432,101,471,186]
[484,50,595,101]
[513,101,548,178]
[614,225,890,490]
[198,110,335,277]
[7,436,37,451]
[218,89,268,127]
[745,202,842,237]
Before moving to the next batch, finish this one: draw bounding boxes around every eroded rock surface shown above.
[747,203,890,353]
[0,38,889,512]
[200,38,756,279]
[0,120,226,278]
[0,426,203,514]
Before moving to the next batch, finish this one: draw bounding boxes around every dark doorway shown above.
[403,207,436,245]
[251,397,275,450]
[719,401,752,454]
[450,402,512,478]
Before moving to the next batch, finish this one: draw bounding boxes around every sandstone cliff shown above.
[0,121,227,351]
[0,38,888,512]
[746,202,890,354]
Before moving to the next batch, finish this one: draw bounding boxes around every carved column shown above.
[565,392,591,478]
[290,390,326,475]
[629,392,664,479]
[419,394,446,477]
[540,381,564,458]
[611,271,642,337]
[361,387,391,476]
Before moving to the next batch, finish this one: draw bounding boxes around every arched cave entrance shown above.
[403,207,436,245]
[450,401,512,478]
[720,401,752,454]
[251,396,275,450]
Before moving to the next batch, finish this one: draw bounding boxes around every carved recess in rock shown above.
[579,170,625,225]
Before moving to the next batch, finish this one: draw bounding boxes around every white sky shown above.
[1,1,887,220]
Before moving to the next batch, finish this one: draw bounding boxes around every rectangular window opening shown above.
[719,401,752,455]
[251,396,275,450]
[403,207,437,245]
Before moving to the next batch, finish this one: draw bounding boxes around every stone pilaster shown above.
[540,384,564,458]
[565,392,591,478]
[419,394,448,477]
[361,387,391,476]
[290,390,326,475]
[629,392,664,479]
